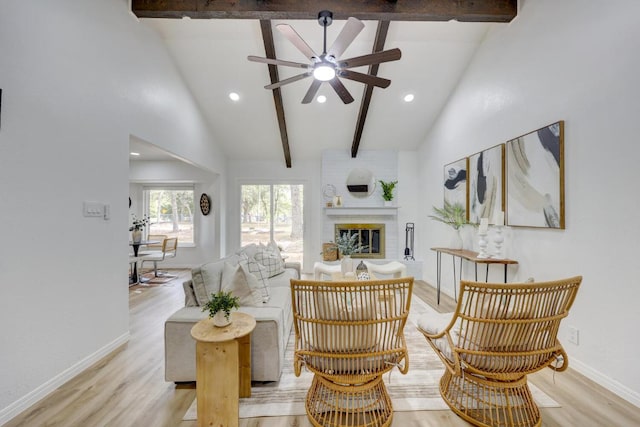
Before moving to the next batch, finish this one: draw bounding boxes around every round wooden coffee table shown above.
[191,312,256,427]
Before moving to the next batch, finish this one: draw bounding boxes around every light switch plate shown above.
[83,201,104,217]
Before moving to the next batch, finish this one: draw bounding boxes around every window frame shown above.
[142,184,197,248]
[239,182,305,265]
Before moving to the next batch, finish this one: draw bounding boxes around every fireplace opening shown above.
[335,223,385,259]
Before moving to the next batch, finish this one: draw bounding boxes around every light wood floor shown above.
[6,270,640,426]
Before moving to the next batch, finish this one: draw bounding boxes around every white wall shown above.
[417,0,640,405]
[321,149,400,258]
[0,1,226,420]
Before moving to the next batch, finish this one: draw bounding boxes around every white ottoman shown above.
[364,261,407,278]
[313,262,342,280]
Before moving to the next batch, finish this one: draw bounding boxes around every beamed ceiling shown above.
[132,1,517,168]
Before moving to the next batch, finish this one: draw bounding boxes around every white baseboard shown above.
[0,332,130,425]
[570,357,640,408]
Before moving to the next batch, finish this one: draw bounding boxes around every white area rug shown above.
[184,297,559,420]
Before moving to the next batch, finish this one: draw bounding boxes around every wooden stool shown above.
[191,312,256,427]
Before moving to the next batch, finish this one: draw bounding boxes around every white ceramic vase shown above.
[341,255,353,276]
[213,311,231,327]
[450,228,463,249]
[131,229,142,243]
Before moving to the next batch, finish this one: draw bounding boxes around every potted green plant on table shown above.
[379,180,398,206]
[429,201,470,249]
[202,290,240,327]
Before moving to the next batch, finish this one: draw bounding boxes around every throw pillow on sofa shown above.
[191,254,245,306]
[239,255,270,302]
[237,243,260,260]
[191,262,224,306]
[254,247,285,278]
[221,262,264,307]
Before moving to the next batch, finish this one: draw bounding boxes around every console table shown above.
[191,312,256,427]
[431,247,518,304]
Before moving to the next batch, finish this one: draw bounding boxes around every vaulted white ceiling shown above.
[138,17,496,166]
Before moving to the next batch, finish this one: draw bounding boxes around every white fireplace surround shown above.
[323,207,398,261]
[335,223,385,259]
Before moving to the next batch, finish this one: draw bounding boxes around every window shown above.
[241,184,304,266]
[144,186,195,245]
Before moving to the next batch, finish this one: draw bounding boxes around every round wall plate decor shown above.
[199,193,211,215]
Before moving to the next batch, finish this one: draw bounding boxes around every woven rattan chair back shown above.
[420,276,581,427]
[455,276,581,379]
[291,277,413,427]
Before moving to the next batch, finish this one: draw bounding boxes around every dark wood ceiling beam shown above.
[351,20,390,158]
[132,0,517,23]
[260,20,292,168]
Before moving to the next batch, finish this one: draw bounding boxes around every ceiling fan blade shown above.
[327,17,365,60]
[337,48,402,69]
[301,80,323,104]
[276,24,318,61]
[247,55,310,70]
[329,78,354,104]
[338,70,391,88]
[264,72,312,90]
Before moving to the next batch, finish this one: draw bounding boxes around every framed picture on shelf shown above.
[506,121,565,228]
[468,144,505,224]
[443,157,468,219]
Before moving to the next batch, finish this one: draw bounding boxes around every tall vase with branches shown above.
[332,233,369,276]
[429,201,470,249]
[129,214,150,243]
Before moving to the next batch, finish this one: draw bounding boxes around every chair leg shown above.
[305,374,393,427]
[153,261,158,277]
[439,369,541,427]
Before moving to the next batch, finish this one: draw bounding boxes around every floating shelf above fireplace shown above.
[324,207,398,216]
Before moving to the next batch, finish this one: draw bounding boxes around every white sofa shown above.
[164,251,300,383]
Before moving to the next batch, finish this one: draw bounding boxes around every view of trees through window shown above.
[145,187,194,244]
[241,184,304,266]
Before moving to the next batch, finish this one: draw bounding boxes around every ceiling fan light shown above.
[313,65,335,82]
[317,95,327,103]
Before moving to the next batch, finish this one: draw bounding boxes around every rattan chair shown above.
[418,276,582,427]
[290,277,414,427]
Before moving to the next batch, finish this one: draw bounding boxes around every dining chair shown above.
[140,237,178,277]
[417,276,582,427]
[139,234,167,254]
[290,277,413,427]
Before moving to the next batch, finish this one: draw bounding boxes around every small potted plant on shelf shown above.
[202,290,240,327]
[379,180,398,206]
[129,214,150,243]
[429,201,471,249]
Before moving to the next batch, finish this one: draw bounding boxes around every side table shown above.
[191,312,256,427]
[431,247,518,304]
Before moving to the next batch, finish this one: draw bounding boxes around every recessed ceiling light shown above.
[229,92,240,101]
[130,152,140,156]
[317,95,327,103]
[403,94,415,103]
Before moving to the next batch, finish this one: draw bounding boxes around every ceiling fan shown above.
[248,10,402,104]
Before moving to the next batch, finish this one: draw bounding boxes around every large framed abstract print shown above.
[443,157,468,219]
[469,144,505,224]
[506,121,565,228]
